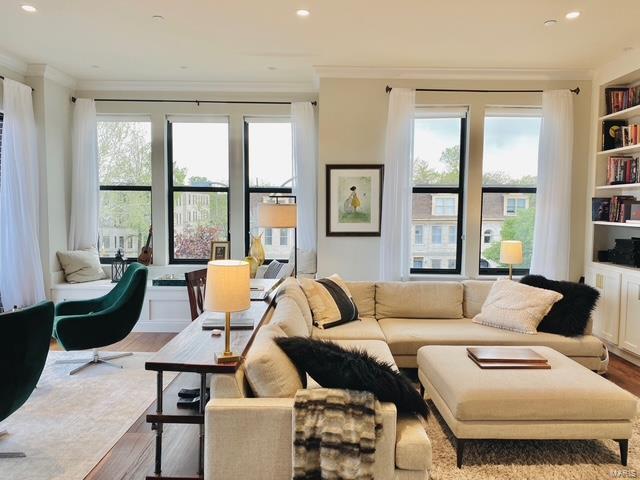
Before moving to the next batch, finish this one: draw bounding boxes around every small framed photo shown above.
[326,164,384,236]
[210,241,230,261]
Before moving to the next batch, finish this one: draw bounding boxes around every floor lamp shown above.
[257,196,298,277]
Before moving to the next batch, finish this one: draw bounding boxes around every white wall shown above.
[317,77,592,281]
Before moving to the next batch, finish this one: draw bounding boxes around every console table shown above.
[144,283,279,480]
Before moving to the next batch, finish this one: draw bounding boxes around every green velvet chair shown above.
[0,301,54,458]
[53,262,148,375]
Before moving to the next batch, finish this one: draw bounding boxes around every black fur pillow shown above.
[275,336,428,418]
[519,275,599,337]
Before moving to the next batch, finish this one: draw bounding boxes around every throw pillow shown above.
[263,260,284,279]
[472,279,563,334]
[56,248,107,283]
[275,336,429,418]
[244,324,306,398]
[299,274,359,329]
[520,275,599,337]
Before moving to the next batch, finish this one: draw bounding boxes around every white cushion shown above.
[472,279,563,334]
[56,248,107,283]
[375,282,463,319]
[244,324,304,398]
[270,295,309,337]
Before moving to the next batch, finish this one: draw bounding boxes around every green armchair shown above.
[1,301,54,458]
[53,262,148,375]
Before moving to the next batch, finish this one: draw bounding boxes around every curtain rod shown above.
[385,85,580,95]
[0,75,36,92]
[71,96,317,106]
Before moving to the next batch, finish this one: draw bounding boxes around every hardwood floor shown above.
[66,333,640,480]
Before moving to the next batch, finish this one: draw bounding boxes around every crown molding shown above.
[0,49,28,77]
[313,66,594,81]
[75,79,317,93]
[26,64,77,89]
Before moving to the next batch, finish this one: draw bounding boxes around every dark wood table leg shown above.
[617,439,629,466]
[456,438,465,469]
[154,371,164,475]
[198,373,207,475]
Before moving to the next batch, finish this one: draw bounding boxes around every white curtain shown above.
[379,88,415,281]
[530,90,574,280]
[0,78,45,308]
[68,99,99,250]
[291,101,317,272]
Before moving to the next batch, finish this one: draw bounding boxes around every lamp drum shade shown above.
[500,240,523,265]
[204,260,251,313]
[257,203,297,228]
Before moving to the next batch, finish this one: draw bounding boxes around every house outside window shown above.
[432,195,457,216]
[504,196,529,216]
[264,228,273,246]
[432,225,442,245]
[279,229,288,246]
[431,259,441,269]
[412,257,424,269]
[414,225,424,245]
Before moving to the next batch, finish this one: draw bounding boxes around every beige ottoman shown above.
[417,345,638,468]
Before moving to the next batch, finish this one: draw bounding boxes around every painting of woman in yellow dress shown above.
[339,177,370,223]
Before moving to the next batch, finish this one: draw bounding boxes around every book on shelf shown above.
[608,195,639,223]
[602,120,627,150]
[605,86,640,115]
[606,156,639,184]
[592,197,611,221]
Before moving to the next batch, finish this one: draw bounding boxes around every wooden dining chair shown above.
[185,269,207,321]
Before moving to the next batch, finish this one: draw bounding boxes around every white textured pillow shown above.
[472,279,563,334]
[57,248,107,283]
[244,324,304,397]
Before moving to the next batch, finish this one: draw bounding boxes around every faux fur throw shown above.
[293,388,383,480]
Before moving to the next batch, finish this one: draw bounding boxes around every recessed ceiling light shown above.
[296,9,310,17]
[624,46,635,52]
[544,19,558,27]
[152,15,165,21]
[179,66,188,70]
[91,65,100,69]
[565,11,581,20]
[267,66,277,71]
[21,5,37,13]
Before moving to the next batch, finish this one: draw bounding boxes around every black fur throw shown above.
[519,275,599,337]
[275,336,429,418]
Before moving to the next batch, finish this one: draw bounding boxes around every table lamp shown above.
[204,260,250,363]
[500,240,523,280]
[257,196,298,276]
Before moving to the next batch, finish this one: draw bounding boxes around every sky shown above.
[413,115,541,180]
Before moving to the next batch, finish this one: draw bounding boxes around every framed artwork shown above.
[210,241,230,261]
[326,164,384,236]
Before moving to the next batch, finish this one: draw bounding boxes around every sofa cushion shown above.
[462,280,493,318]
[244,324,305,398]
[418,345,637,421]
[345,281,376,317]
[375,282,463,319]
[472,279,563,334]
[299,274,359,329]
[395,415,432,471]
[277,278,313,334]
[270,295,308,337]
[379,318,605,358]
[312,316,386,341]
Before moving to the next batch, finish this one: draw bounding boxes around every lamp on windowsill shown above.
[257,196,298,277]
[500,240,523,280]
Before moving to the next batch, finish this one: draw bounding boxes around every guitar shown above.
[138,226,153,265]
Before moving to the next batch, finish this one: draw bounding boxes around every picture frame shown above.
[210,241,230,261]
[326,164,384,236]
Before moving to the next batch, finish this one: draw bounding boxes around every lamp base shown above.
[215,352,241,364]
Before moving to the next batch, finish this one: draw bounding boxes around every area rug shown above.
[0,351,177,480]
[426,400,639,480]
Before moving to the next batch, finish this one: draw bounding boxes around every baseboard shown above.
[133,320,189,333]
[606,343,640,367]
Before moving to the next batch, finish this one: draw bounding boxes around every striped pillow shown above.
[299,274,359,329]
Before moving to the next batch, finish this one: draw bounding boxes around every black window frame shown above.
[243,119,293,262]
[478,186,535,276]
[97,119,153,264]
[410,116,467,275]
[167,119,230,265]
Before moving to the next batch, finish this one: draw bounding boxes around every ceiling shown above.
[1,0,639,87]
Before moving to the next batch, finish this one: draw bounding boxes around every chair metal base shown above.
[0,430,26,458]
[55,350,133,375]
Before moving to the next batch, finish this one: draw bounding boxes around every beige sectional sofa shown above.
[204,278,608,480]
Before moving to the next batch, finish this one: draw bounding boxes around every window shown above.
[411,109,466,274]
[167,118,229,263]
[264,228,273,246]
[414,225,424,245]
[431,226,442,244]
[412,257,424,269]
[245,118,293,261]
[447,259,456,269]
[479,109,541,274]
[97,118,152,261]
[279,229,289,246]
